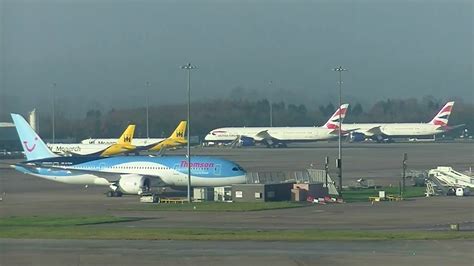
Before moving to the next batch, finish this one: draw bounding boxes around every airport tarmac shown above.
[1,142,473,265]
[1,239,473,266]
[188,141,474,186]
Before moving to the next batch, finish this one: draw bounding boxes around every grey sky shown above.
[1,0,472,118]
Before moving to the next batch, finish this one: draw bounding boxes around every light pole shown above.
[181,63,197,203]
[51,82,56,143]
[145,81,150,139]
[333,66,347,193]
[268,80,273,127]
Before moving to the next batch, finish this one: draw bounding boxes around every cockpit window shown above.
[232,167,239,171]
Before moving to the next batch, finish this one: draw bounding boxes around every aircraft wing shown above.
[135,140,167,151]
[442,124,465,131]
[330,128,360,135]
[15,162,124,182]
[365,126,384,136]
[254,130,280,142]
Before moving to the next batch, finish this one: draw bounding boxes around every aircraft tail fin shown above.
[10,113,59,161]
[323,104,349,129]
[170,121,187,139]
[428,101,454,126]
[117,125,136,145]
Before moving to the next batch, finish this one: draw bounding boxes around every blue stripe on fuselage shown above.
[22,156,245,178]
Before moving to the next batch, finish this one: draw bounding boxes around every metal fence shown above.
[246,168,339,195]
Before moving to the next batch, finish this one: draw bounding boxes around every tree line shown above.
[36,97,473,141]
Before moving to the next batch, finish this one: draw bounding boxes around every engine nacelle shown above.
[350,132,366,142]
[118,174,151,195]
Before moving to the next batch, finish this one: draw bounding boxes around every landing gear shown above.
[106,190,123,197]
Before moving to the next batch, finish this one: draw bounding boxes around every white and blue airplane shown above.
[10,113,246,196]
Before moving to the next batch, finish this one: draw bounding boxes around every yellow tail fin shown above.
[117,125,136,144]
[170,121,187,139]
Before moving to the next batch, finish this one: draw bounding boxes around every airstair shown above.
[428,167,474,189]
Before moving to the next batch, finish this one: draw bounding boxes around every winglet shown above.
[10,113,59,161]
[323,104,349,129]
[428,101,455,126]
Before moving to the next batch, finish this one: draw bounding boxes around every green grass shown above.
[116,201,308,212]
[342,186,426,203]
[0,216,137,227]
[1,216,473,241]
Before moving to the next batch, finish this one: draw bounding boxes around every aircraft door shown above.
[214,164,221,176]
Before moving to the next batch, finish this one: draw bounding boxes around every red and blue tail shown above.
[428,101,454,127]
[323,104,349,130]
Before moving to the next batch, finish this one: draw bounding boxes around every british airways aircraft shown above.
[342,101,464,142]
[10,114,246,196]
[204,104,349,148]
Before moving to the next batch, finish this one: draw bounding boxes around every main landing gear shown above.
[106,184,123,197]
[106,190,123,197]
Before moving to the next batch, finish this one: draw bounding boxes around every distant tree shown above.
[351,103,363,117]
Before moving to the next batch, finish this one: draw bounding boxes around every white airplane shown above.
[48,125,136,156]
[82,121,187,153]
[10,113,246,197]
[204,104,349,148]
[81,138,164,146]
[343,101,464,142]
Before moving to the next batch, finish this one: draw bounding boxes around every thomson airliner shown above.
[10,114,246,196]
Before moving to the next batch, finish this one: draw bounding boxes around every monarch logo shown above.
[124,136,131,142]
[23,137,38,152]
[176,132,184,138]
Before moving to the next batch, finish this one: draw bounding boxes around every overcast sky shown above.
[1,0,472,118]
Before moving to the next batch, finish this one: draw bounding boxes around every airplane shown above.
[204,104,349,148]
[10,114,246,197]
[81,121,187,153]
[81,137,164,146]
[140,121,187,152]
[47,125,137,156]
[343,101,464,142]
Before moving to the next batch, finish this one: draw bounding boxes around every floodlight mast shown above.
[333,66,347,194]
[181,63,197,203]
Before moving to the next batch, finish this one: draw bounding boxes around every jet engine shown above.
[118,174,151,195]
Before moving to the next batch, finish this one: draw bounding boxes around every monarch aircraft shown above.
[10,114,246,196]
[139,121,188,152]
[48,125,136,156]
[81,121,188,154]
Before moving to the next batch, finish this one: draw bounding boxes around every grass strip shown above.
[0,216,137,227]
[115,201,309,212]
[1,216,472,241]
[342,186,426,202]
[1,227,473,241]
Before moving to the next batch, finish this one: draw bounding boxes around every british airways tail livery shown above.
[11,114,246,196]
[428,101,454,127]
[323,104,349,130]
